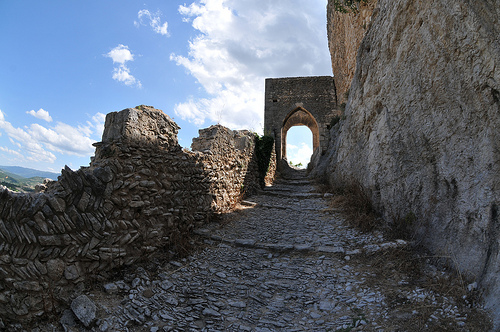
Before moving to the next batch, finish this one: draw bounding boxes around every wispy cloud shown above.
[0,109,105,164]
[171,0,330,131]
[0,146,23,158]
[135,9,169,36]
[26,108,53,122]
[105,44,142,88]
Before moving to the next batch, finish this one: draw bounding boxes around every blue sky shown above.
[0,0,331,173]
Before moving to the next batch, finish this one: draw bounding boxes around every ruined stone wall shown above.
[323,0,500,324]
[0,106,273,321]
[327,0,377,104]
[191,125,261,212]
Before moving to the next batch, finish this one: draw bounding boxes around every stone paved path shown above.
[21,174,490,331]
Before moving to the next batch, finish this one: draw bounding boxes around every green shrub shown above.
[254,134,274,188]
[333,0,368,14]
[340,102,346,113]
[327,115,341,129]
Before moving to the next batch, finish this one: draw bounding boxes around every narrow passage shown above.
[56,173,490,331]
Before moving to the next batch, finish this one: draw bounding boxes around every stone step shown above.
[261,190,323,198]
[192,229,409,256]
[272,179,313,186]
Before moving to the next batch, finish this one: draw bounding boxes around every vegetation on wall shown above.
[327,115,342,130]
[333,0,368,13]
[254,134,274,188]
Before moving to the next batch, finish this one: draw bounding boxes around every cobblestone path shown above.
[31,174,490,331]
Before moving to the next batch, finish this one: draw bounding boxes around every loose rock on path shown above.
[11,175,491,331]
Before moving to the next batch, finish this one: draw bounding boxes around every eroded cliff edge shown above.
[327,0,377,104]
[323,0,500,325]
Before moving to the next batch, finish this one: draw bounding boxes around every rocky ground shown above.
[5,173,492,331]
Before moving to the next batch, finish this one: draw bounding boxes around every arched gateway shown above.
[264,76,339,171]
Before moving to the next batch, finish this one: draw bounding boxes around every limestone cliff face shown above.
[327,0,377,104]
[325,0,500,323]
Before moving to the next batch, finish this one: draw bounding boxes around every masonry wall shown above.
[0,106,274,321]
[264,76,339,169]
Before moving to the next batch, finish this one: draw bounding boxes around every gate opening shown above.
[286,126,313,168]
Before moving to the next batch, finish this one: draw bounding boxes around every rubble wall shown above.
[0,106,273,321]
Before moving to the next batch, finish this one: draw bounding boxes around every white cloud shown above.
[26,108,53,122]
[172,0,330,130]
[135,9,169,36]
[106,44,134,64]
[0,146,23,158]
[105,45,142,87]
[112,66,142,88]
[88,112,106,140]
[287,142,313,167]
[0,109,105,164]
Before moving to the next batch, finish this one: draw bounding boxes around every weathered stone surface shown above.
[64,265,80,280]
[46,259,65,280]
[49,196,66,213]
[60,309,78,331]
[327,0,377,104]
[71,295,96,327]
[17,175,487,332]
[322,0,500,326]
[93,166,113,183]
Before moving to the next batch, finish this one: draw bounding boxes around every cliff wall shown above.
[324,0,500,323]
[327,0,377,104]
[0,106,274,321]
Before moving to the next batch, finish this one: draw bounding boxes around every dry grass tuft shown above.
[360,246,492,331]
[318,177,380,232]
[316,176,492,330]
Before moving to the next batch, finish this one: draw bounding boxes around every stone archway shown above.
[263,76,339,172]
[281,107,319,163]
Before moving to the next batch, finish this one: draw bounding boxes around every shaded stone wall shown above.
[0,106,274,321]
[323,0,500,324]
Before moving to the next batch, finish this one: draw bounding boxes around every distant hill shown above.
[0,166,60,180]
[0,166,60,192]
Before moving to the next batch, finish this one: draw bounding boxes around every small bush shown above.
[387,212,416,241]
[333,0,368,14]
[327,115,341,130]
[254,134,274,188]
[339,102,346,113]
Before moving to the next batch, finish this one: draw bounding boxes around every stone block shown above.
[71,295,96,327]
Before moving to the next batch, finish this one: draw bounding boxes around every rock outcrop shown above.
[327,0,377,104]
[322,0,500,325]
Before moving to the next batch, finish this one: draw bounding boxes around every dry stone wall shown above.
[191,124,262,212]
[0,106,274,322]
[323,0,500,325]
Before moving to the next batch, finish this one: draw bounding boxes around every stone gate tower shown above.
[264,76,338,171]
